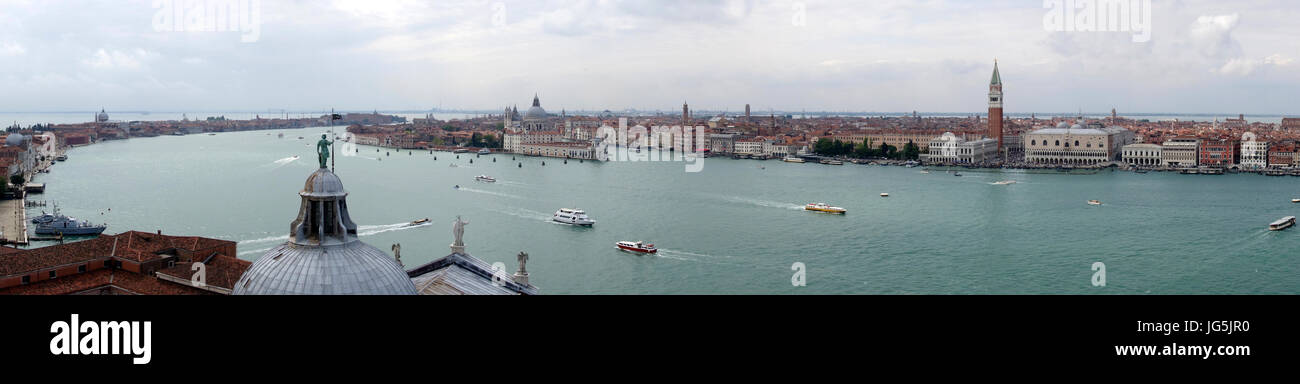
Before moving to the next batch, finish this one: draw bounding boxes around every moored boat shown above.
[553,208,596,226]
[1269,216,1295,231]
[34,216,107,236]
[804,203,846,214]
[478,148,491,155]
[616,241,657,254]
[783,157,805,163]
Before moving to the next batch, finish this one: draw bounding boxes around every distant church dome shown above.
[1056,122,1069,129]
[96,108,109,123]
[524,94,548,120]
[233,167,417,295]
[5,133,25,147]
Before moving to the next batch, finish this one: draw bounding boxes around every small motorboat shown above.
[1292,199,1300,203]
[475,175,497,183]
[616,241,658,254]
[1088,200,1103,206]
[920,171,930,174]
[953,172,962,177]
[993,180,1017,185]
[409,218,431,226]
[879,193,889,197]
[804,203,847,214]
[478,148,491,155]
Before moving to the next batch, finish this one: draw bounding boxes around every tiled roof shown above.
[0,236,116,277]
[156,254,251,291]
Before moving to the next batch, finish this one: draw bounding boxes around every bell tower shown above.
[988,60,1004,158]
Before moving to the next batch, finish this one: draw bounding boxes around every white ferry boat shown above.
[616,241,657,254]
[474,175,496,183]
[553,208,596,226]
[783,157,806,163]
[804,203,847,214]
[1269,216,1295,231]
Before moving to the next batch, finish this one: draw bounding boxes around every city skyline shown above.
[0,1,1297,114]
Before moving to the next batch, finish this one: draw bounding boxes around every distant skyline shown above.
[1,0,1297,114]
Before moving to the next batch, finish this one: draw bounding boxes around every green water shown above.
[28,129,1300,294]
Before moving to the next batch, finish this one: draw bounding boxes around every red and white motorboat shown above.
[616,241,657,254]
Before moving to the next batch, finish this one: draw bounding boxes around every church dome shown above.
[96,108,109,122]
[524,94,548,120]
[233,168,416,295]
[5,133,25,147]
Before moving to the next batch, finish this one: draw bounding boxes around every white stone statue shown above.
[452,216,469,247]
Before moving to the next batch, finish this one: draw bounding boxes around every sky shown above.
[0,0,1297,115]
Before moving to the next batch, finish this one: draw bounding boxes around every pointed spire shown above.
[990,59,1002,86]
[532,94,540,107]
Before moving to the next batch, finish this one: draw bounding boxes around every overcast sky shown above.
[0,0,1297,114]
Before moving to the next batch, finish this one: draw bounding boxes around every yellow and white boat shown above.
[804,203,847,214]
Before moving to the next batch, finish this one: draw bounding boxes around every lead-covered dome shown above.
[233,167,416,295]
[524,94,548,120]
[5,133,25,147]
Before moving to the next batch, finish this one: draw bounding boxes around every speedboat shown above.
[953,172,962,177]
[1270,216,1296,231]
[1292,199,1300,203]
[1088,200,1103,206]
[993,180,1017,185]
[879,193,889,197]
[804,203,847,214]
[409,218,431,226]
[553,208,596,226]
[616,241,658,254]
[474,175,497,183]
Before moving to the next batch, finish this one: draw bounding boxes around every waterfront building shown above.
[734,137,766,156]
[708,133,736,154]
[233,167,418,295]
[0,231,247,295]
[1022,122,1132,165]
[1161,137,1199,167]
[920,132,999,164]
[1121,144,1162,166]
[516,142,596,159]
[1268,142,1296,168]
[987,60,1004,158]
[1239,133,1268,170]
[1198,138,1238,167]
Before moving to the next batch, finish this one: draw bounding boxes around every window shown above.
[49,271,56,279]
[1055,140,1060,146]
[78,264,86,273]
[21,275,30,285]
[1075,140,1080,147]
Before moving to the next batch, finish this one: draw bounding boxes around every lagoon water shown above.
[28,128,1300,294]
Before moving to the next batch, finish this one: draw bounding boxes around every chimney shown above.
[157,230,162,235]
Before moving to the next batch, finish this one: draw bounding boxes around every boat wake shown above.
[238,246,275,257]
[271,156,299,166]
[458,187,523,200]
[487,207,552,223]
[720,196,804,211]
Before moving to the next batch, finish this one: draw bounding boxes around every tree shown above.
[9,174,23,187]
[902,140,920,160]
[470,132,484,147]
